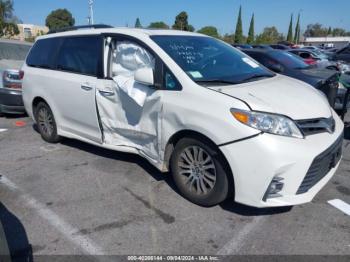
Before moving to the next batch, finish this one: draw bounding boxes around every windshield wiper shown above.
[194,79,239,85]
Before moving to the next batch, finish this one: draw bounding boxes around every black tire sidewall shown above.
[171,138,230,207]
[35,102,60,143]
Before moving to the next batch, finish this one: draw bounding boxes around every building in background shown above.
[302,36,350,49]
[12,24,49,41]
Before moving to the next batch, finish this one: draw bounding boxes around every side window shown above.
[56,36,100,76]
[110,40,155,79]
[26,38,61,68]
[248,53,273,67]
[300,52,311,59]
[164,68,181,90]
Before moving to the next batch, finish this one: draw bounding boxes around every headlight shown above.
[231,109,304,139]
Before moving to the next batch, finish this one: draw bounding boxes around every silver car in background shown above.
[0,39,32,115]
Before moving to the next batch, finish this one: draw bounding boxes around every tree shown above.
[304,23,328,37]
[148,21,169,29]
[3,22,18,37]
[327,27,332,36]
[256,26,284,44]
[287,14,293,42]
[247,13,255,44]
[197,26,219,38]
[294,13,300,44]
[0,0,13,22]
[45,9,75,31]
[222,33,235,44]
[332,28,347,36]
[234,6,243,43]
[187,24,195,32]
[0,0,20,38]
[135,18,142,28]
[172,11,194,31]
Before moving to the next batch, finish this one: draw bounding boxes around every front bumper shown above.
[0,88,25,114]
[220,114,344,208]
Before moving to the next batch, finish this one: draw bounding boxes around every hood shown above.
[213,75,332,120]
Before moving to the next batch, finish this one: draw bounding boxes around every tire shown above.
[34,102,61,143]
[170,138,231,207]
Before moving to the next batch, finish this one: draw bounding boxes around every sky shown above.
[13,0,350,35]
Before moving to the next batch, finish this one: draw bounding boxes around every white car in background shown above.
[22,26,344,208]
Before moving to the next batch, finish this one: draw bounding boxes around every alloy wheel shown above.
[177,146,217,195]
[37,107,54,137]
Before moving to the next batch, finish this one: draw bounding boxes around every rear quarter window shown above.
[56,36,101,76]
[26,38,61,69]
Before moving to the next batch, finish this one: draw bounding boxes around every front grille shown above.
[296,117,335,136]
[297,133,343,194]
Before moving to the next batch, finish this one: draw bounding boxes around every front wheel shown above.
[34,102,61,143]
[170,138,231,207]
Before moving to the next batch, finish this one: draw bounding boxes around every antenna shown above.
[88,0,94,25]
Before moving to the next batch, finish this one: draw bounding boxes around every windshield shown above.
[151,35,274,85]
[270,51,310,69]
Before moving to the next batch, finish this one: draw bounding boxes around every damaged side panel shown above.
[96,39,163,165]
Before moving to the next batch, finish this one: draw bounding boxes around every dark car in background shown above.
[270,44,291,50]
[243,49,346,112]
[252,44,273,50]
[232,44,253,49]
[0,40,31,115]
[331,44,350,63]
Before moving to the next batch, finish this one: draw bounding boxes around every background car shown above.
[252,44,273,50]
[288,49,324,65]
[0,40,31,115]
[288,49,350,74]
[270,44,291,50]
[232,44,253,49]
[243,49,344,113]
[331,44,350,63]
[303,46,323,52]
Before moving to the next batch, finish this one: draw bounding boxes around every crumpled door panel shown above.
[96,40,162,162]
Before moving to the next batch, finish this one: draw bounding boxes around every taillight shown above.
[19,70,24,80]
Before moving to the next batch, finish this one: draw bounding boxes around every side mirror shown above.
[268,64,284,73]
[134,68,154,86]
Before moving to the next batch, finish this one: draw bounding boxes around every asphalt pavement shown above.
[0,114,349,259]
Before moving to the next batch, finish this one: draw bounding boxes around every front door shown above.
[96,37,162,161]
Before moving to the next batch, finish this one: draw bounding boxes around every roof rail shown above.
[48,24,113,34]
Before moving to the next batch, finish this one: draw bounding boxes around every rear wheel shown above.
[34,102,61,143]
[171,138,231,207]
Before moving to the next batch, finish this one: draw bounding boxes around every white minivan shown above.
[22,26,344,208]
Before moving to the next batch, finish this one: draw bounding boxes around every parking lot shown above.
[0,114,349,257]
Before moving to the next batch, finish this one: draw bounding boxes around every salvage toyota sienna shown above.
[22,26,344,208]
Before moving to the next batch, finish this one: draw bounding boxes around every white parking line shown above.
[0,175,105,255]
[328,199,350,216]
[216,216,265,255]
[0,129,7,133]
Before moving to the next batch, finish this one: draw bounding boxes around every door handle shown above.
[99,90,115,97]
[81,84,93,91]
